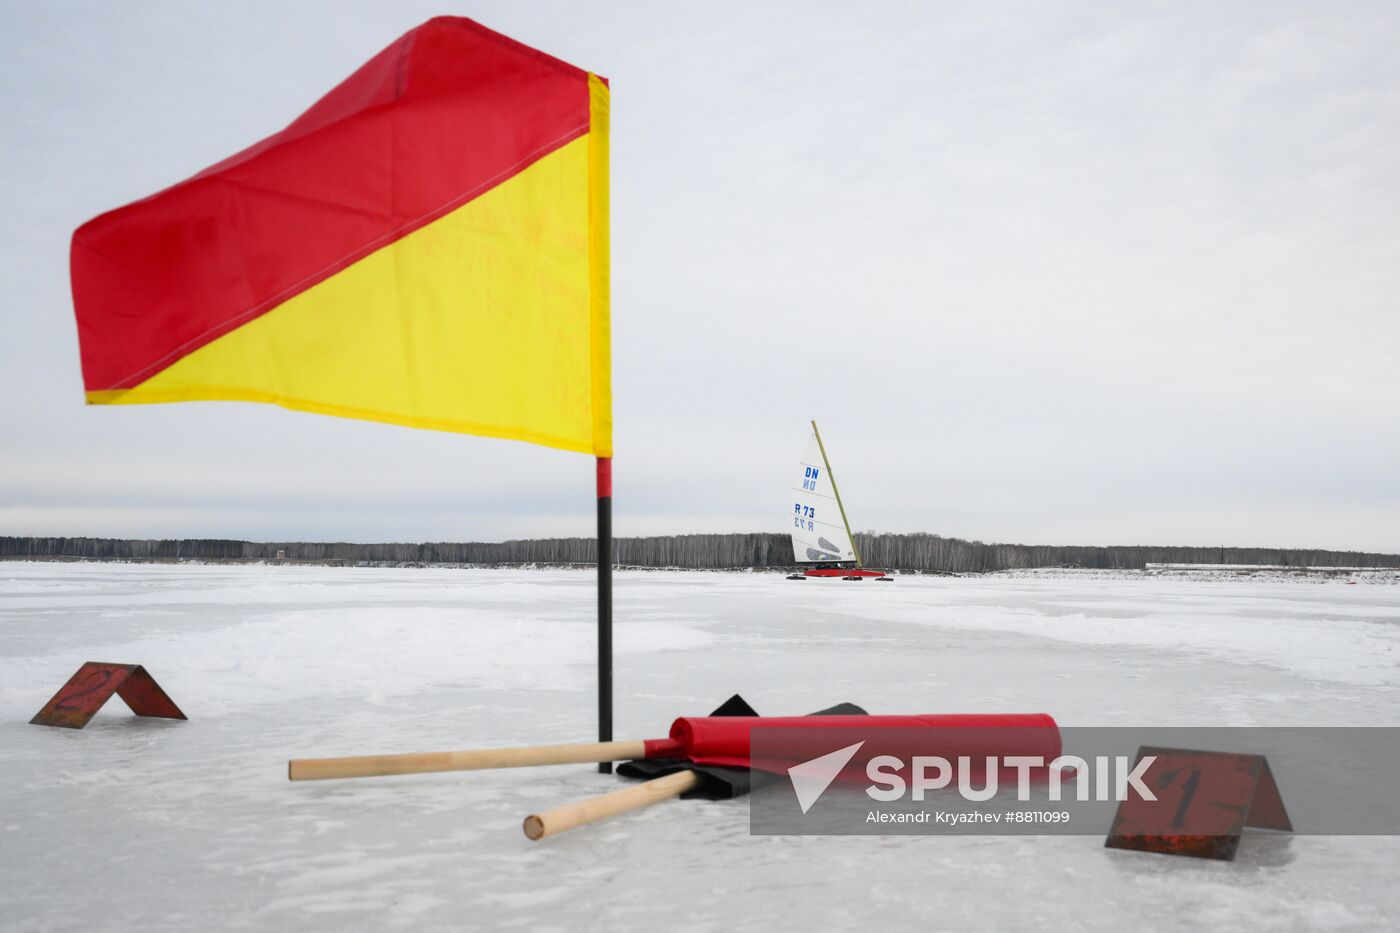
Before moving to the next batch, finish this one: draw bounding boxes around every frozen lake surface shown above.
[2,562,1398,931]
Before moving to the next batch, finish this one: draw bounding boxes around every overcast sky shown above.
[2,1,1398,551]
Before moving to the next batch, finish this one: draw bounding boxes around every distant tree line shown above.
[850,534,1400,572]
[3,534,1397,572]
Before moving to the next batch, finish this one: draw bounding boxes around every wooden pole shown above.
[287,739,650,781]
[597,456,613,773]
[523,770,699,840]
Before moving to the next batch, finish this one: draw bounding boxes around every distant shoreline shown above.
[4,557,1399,585]
[4,534,1398,575]
[4,551,1399,584]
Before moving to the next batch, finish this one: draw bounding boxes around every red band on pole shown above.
[596,456,612,498]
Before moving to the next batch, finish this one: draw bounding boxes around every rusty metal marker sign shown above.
[30,662,187,729]
[1104,747,1292,860]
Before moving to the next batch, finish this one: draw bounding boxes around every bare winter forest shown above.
[3,534,1398,573]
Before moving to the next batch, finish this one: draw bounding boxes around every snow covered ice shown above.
[2,562,1399,931]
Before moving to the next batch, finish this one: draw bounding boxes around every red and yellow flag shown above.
[71,17,610,456]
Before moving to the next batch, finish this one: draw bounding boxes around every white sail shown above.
[790,427,857,564]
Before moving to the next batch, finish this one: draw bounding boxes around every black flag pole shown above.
[597,456,613,772]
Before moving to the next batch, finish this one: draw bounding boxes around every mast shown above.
[810,420,861,567]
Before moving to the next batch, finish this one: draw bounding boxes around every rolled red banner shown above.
[642,713,1060,775]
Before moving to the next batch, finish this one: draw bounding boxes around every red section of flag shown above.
[71,17,594,391]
